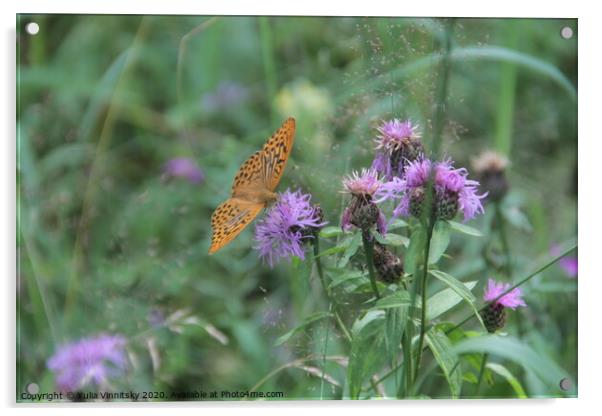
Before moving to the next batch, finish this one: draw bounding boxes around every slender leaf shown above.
[425,329,462,398]
[427,281,477,321]
[370,290,411,310]
[347,311,386,398]
[338,232,362,268]
[405,225,426,275]
[487,362,527,398]
[372,230,409,247]
[453,335,576,396]
[429,270,485,330]
[429,220,451,264]
[275,311,333,346]
[449,220,483,237]
[319,226,343,239]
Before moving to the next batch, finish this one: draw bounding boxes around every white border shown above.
[3,1,601,415]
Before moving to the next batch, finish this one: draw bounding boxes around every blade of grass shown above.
[494,20,520,156]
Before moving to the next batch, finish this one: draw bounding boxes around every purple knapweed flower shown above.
[341,169,387,234]
[481,279,526,333]
[163,158,204,184]
[255,189,326,267]
[47,334,128,392]
[342,168,383,197]
[371,119,423,180]
[551,245,578,278]
[375,119,421,151]
[379,157,486,222]
[483,279,526,309]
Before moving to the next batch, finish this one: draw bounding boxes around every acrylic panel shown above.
[16,14,577,402]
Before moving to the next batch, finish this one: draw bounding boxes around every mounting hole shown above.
[26,382,39,394]
[25,22,39,36]
[560,26,573,40]
[559,377,571,391]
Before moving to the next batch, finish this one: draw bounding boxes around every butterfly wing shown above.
[209,117,295,254]
[209,198,263,254]
[260,117,296,191]
[231,150,264,194]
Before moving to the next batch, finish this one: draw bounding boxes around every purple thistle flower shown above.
[370,152,391,180]
[163,158,204,184]
[341,169,388,234]
[372,119,423,180]
[551,245,578,278]
[483,279,527,310]
[375,119,421,151]
[47,334,127,392]
[342,168,383,197]
[255,189,326,267]
[379,157,486,222]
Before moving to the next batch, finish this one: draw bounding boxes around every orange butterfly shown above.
[209,117,296,254]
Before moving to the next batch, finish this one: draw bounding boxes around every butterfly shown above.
[209,117,296,254]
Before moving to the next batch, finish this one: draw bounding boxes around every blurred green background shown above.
[17,15,577,400]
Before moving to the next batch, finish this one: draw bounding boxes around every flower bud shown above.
[372,243,404,283]
[481,302,506,333]
[472,151,509,202]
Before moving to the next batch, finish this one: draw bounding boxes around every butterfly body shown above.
[209,117,296,254]
[231,186,278,205]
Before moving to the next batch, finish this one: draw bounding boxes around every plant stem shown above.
[495,203,513,278]
[430,18,455,157]
[259,16,278,123]
[312,237,352,343]
[413,220,435,384]
[361,231,381,300]
[475,353,489,396]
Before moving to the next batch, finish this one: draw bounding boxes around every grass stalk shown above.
[312,237,352,343]
[259,16,278,122]
[475,353,489,396]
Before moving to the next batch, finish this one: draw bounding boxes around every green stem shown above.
[312,237,352,343]
[413,220,435,385]
[475,353,489,396]
[259,16,278,122]
[495,203,513,278]
[430,18,455,157]
[361,232,381,300]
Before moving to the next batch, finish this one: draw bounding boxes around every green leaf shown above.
[328,270,366,289]
[372,230,409,247]
[388,218,408,231]
[274,311,333,346]
[487,362,527,398]
[351,310,385,336]
[449,221,483,237]
[426,281,477,321]
[385,306,408,371]
[429,270,485,330]
[429,220,451,264]
[425,328,462,398]
[338,232,362,268]
[370,290,411,310]
[319,226,343,238]
[347,310,387,399]
[453,335,576,396]
[405,225,426,275]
